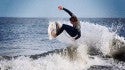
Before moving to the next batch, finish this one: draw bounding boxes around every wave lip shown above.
[52,21,125,60]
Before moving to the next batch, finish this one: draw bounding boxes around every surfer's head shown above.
[70,17,78,24]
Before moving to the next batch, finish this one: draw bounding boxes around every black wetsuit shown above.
[56,8,81,40]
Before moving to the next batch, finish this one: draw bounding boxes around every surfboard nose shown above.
[48,22,57,40]
[48,21,62,40]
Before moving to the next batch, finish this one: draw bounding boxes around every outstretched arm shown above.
[63,8,74,17]
[58,6,76,17]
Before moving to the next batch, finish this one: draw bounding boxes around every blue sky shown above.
[0,0,125,18]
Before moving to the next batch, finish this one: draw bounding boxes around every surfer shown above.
[52,6,81,40]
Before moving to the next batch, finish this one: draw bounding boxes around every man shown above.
[52,6,81,40]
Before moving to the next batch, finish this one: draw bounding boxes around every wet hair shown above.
[69,16,78,22]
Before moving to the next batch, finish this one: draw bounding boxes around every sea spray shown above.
[55,21,125,56]
[0,44,100,70]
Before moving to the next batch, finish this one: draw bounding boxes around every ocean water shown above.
[0,17,125,70]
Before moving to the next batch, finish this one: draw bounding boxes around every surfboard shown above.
[48,22,62,40]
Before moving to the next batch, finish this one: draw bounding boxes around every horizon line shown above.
[0,16,125,19]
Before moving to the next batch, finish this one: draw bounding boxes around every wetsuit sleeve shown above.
[63,8,75,17]
[75,31,81,40]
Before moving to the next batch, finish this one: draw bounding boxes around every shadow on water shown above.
[0,48,64,60]
[110,38,125,62]
[112,52,125,62]
[0,45,78,61]
[1,37,125,62]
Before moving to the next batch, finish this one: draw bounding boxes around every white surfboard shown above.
[48,22,62,40]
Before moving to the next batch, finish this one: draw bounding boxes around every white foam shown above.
[0,45,107,70]
[0,42,106,70]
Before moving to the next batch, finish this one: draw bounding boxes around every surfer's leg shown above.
[56,24,78,37]
[61,24,78,37]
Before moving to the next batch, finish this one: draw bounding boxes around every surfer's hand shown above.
[58,6,63,10]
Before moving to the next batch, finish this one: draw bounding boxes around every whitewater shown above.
[0,20,125,70]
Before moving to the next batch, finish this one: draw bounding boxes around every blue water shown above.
[0,17,125,56]
[0,17,64,56]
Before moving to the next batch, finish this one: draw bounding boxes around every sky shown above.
[0,0,125,18]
